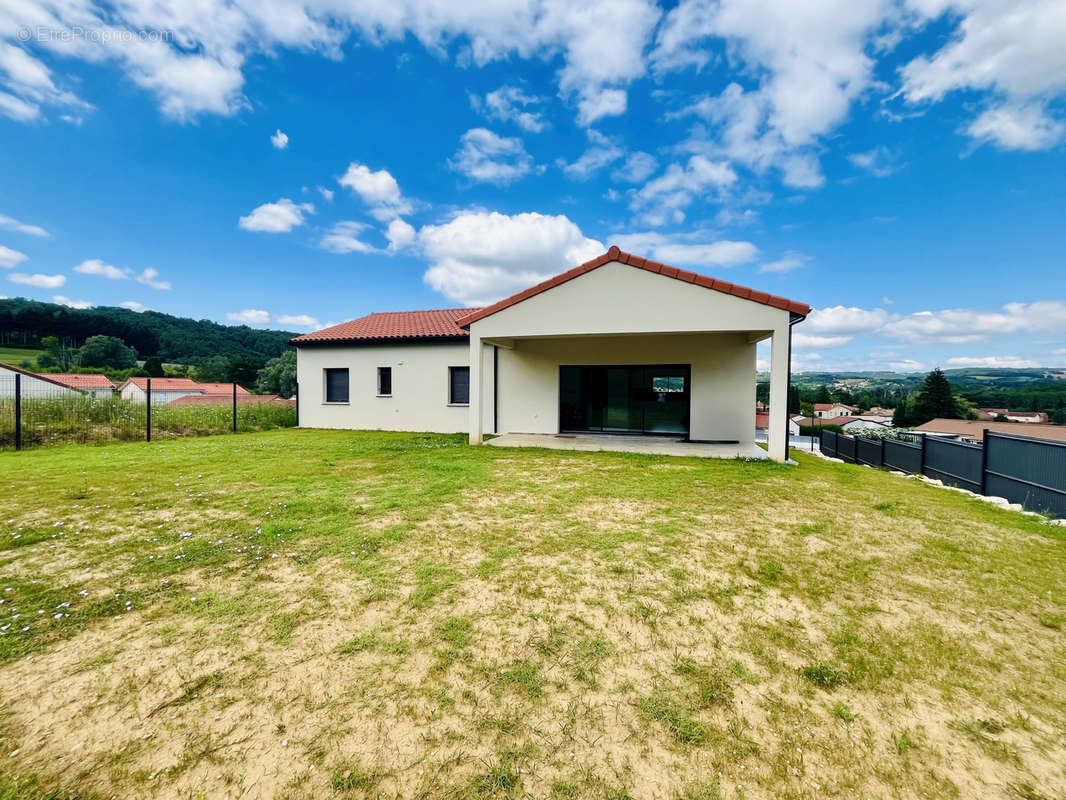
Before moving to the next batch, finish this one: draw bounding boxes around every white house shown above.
[118,377,204,404]
[0,364,85,398]
[293,247,810,462]
[43,373,115,400]
[813,402,859,419]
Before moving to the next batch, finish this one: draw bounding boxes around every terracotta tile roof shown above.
[168,393,287,406]
[0,363,85,392]
[121,377,202,391]
[455,245,810,327]
[42,373,115,389]
[291,308,480,345]
[196,382,250,394]
[813,403,858,411]
[914,419,1066,443]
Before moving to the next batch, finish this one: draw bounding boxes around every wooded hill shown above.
[0,297,296,365]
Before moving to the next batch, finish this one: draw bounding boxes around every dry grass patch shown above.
[0,430,1063,799]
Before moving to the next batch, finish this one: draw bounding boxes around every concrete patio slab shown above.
[485,432,768,459]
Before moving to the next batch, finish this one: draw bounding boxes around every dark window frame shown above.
[449,366,470,405]
[377,366,392,397]
[324,368,350,404]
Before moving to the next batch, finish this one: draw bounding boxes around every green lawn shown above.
[0,430,1064,799]
[0,347,42,369]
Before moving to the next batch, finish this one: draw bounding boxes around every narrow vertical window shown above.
[324,368,349,403]
[377,367,392,396]
[449,366,470,405]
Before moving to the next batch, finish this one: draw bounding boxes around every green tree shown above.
[77,335,137,369]
[143,356,165,377]
[255,350,297,398]
[892,401,911,428]
[194,355,230,383]
[911,368,959,425]
[226,354,262,388]
[38,335,76,370]
[814,384,832,404]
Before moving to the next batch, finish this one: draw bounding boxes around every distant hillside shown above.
[0,297,296,365]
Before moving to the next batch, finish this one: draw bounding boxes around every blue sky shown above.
[1,0,1064,372]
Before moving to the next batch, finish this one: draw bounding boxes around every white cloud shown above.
[472,86,546,132]
[0,214,49,237]
[900,0,1066,150]
[630,155,737,224]
[319,221,377,255]
[611,231,758,268]
[385,219,417,252]
[227,309,271,325]
[9,272,65,288]
[945,355,1040,368]
[238,198,314,233]
[848,145,900,177]
[759,252,811,273]
[576,88,628,126]
[792,334,853,349]
[317,186,334,202]
[966,102,1065,151]
[275,313,321,330]
[889,359,926,372]
[612,152,658,183]
[560,130,624,180]
[337,163,412,221]
[0,90,40,122]
[121,301,150,312]
[137,268,171,290]
[806,305,892,336]
[75,259,129,280]
[271,129,289,149]
[0,0,659,127]
[884,301,1066,343]
[418,211,603,306]
[53,295,91,309]
[0,40,91,122]
[0,245,27,268]
[449,128,534,185]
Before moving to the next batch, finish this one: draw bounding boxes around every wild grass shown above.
[0,429,1063,799]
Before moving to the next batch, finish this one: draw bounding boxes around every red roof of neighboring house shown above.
[41,373,115,389]
[813,403,859,411]
[120,377,201,391]
[0,363,85,392]
[794,416,888,427]
[196,382,250,394]
[456,245,810,327]
[168,393,287,406]
[915,418,1066,442]
[291,308,480,345]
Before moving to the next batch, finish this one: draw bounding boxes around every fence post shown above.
[14,373,21,451]
[232,382,238,433]
[880,435,886,468]
[980,429,990,495]
[295,383,299,427]
[146,378,152,442]
[918,432,926,476]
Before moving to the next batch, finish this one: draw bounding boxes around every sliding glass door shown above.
[560,365,690,435]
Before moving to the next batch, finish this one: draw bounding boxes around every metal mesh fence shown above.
[0,375,296,451]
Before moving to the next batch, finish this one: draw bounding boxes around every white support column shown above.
[469,330,483,445]
[767,328,790,463]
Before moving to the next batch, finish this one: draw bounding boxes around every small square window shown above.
[377,367,392,396]
[449,366,469,405]
[324,368,349,403]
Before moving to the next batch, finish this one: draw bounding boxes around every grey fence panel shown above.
[985,432,1066,517]
[884,438,921,473]
[821,430,838,458]
[837,434,857,463]
[923,437,982,491]
[856,437,883,468]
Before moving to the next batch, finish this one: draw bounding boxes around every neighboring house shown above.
[0,364,84,399]
[794,415,892,433]
[292,246,810,462]
[116,378,249,405]
[42,373,115,400]
[756,412,799,436]
[867,406,895,416]
[976,407,1049,423]
[168,393,290,407]
[914,418,1066,443]
[813,402,860,418]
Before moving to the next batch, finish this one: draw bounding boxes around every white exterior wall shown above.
[492,333,756,443]
[296,341,494,433]
[468,260,794,459]
[83,387,115,400]
[0,365,82,398]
